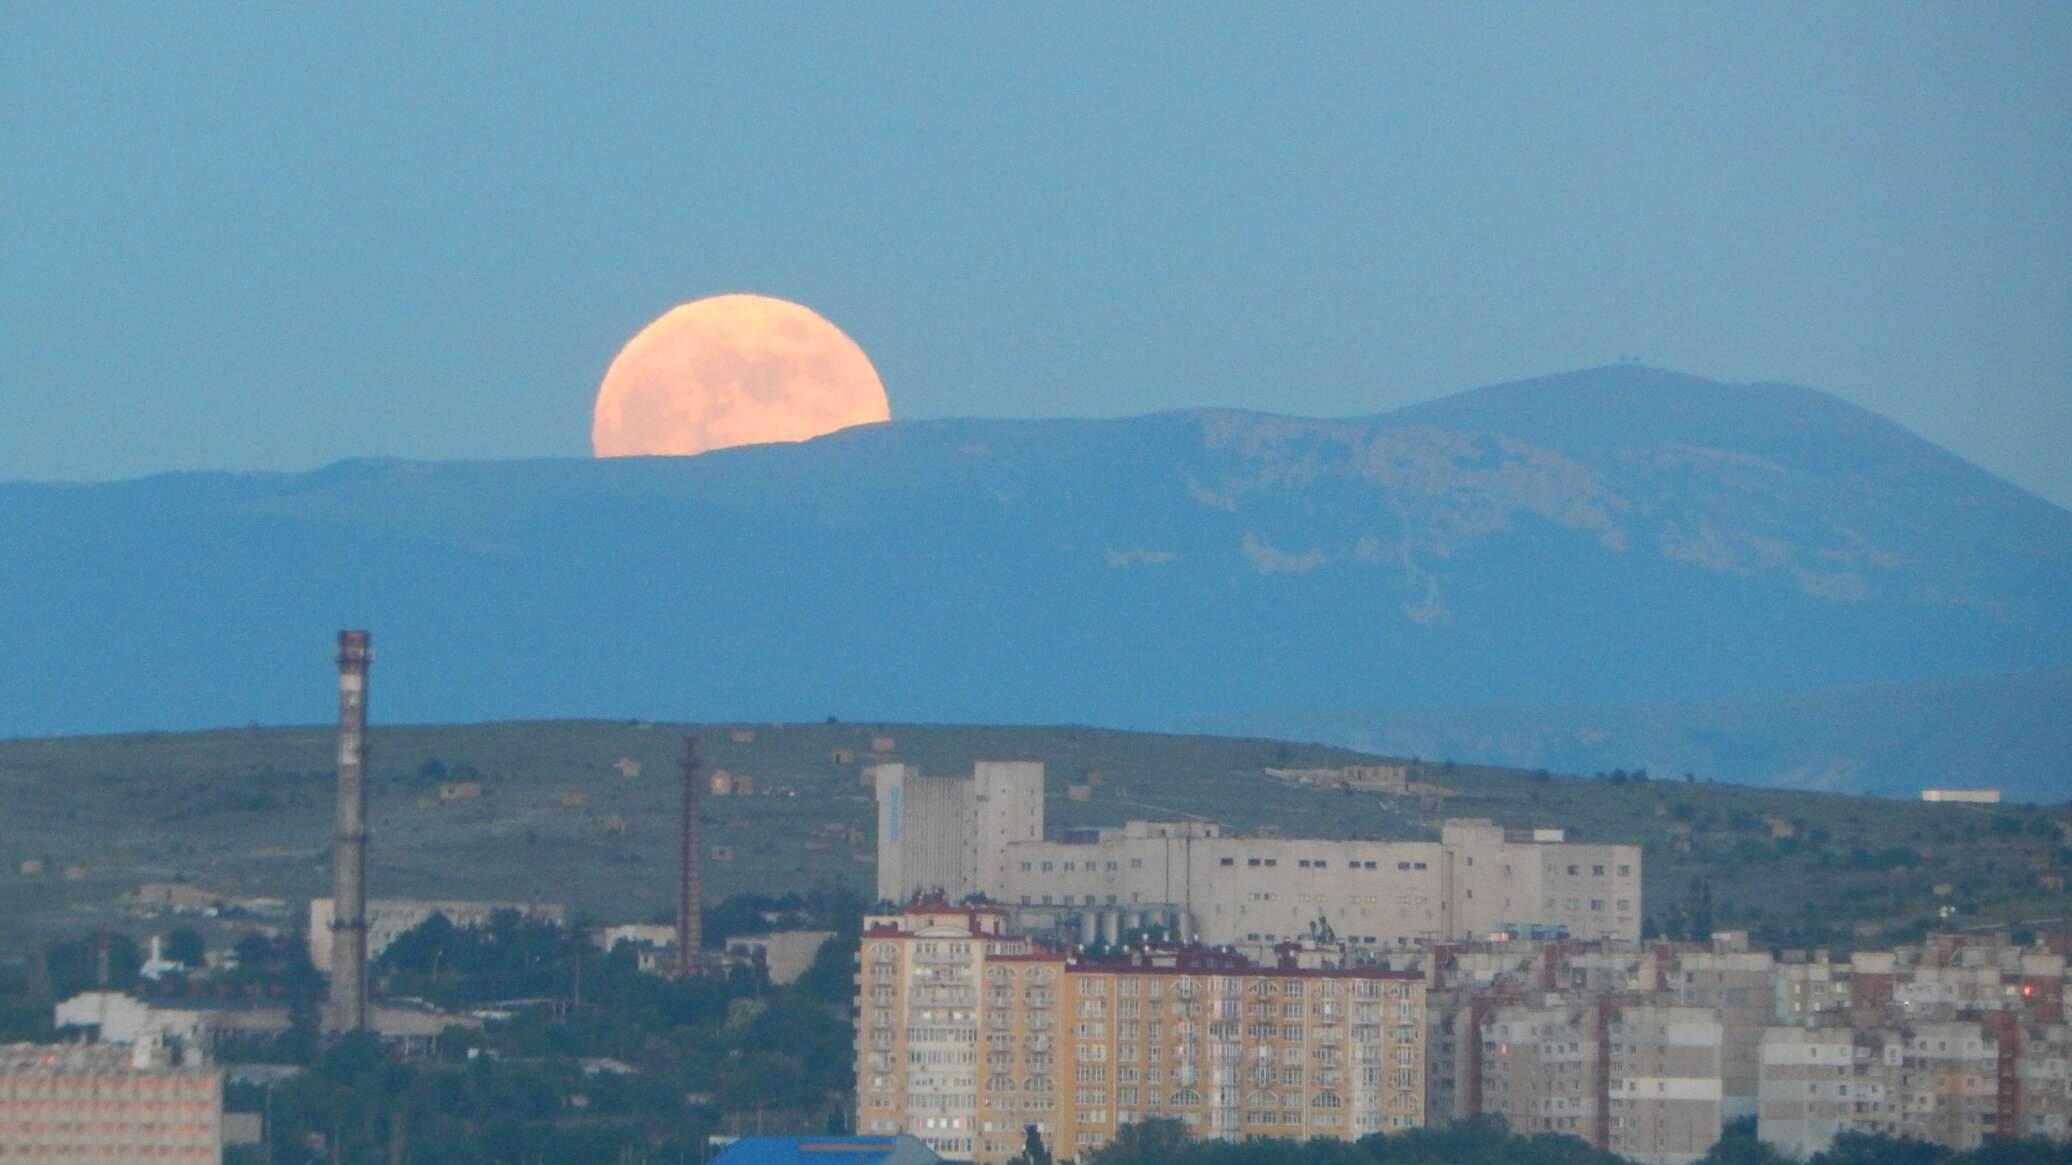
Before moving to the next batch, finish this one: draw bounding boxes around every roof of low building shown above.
[708,1135,943,1165]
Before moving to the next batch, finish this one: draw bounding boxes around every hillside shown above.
[1,721,2065,960]
[2,366,2068,795]
[1200,667,2072,801]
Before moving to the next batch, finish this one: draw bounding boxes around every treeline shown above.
[5,885,872,1164]
[1044,1118,2072,1165]
[238,885,870,1161]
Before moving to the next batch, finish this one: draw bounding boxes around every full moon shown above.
[591,294,890,458]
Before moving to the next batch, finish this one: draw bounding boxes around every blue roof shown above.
[708,1135,943,1165]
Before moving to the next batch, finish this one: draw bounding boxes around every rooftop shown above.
[708,1135,944,1165]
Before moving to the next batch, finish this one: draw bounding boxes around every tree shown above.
[163,928,205,967]
[1693,1117,1793,1165]
[1084,1118,1191,1165]
[1007,1124,1052,1165]
[1807,1131,1949,1165]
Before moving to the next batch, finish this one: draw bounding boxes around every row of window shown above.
[1022,858,1147,873]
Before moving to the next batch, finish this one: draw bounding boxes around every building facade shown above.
[874,763,1045,909]
[872,763,1641,947]
[853,903,1426,1164]
[0,1042,222,1164]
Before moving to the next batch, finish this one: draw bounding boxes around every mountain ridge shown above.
[4,366,2066,797]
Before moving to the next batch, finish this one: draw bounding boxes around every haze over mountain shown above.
[5,366,2067,796]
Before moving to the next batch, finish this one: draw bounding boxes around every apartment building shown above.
[1665,945,1774,1120]
[1461,997,1723,1165]
[0,1041,222,1164]
[873,763,1641,947]
[1409,929,2072,1159]
[1477,1001,1603,1142]
[853,902,1427,1164]
[1756,1027,1875,1158]
[2014,1022,2071,1142]
[1756,1016,2072,1154]
[1608,1005,1726,1165]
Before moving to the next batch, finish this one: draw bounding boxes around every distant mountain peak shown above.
[1,367,2064,763]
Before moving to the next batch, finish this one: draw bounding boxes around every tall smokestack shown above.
[677,737,701,976]
[330,630,373,1032]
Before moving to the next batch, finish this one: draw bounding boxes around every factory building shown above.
[872,763,1640,948]
[873,763,1044,909]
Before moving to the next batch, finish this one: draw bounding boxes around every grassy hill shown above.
[1,720,2066,959]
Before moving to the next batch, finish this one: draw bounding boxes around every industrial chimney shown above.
[329,630,373,1032]
[676,737,702,976]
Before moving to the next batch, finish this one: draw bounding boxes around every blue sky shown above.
[5,5,2068,505]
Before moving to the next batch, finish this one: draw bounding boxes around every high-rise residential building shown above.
[1476,1000,1603,1142]
[1457,995,1723,1165]
[1757,1026,1875,1158]
[1665,945,1774,1120]
[872,763,1641,947]
[853,902,1427,1164]
[1607,1004,1725,1165]
[0,1042,222,1164]
[1405,928,2072,1160]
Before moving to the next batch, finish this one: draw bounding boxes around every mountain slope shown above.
[1195,667,2072,802]
[2,366,2067,800]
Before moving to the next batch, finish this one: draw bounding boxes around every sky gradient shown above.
[5,5,2069,505]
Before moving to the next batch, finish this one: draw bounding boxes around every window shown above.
[1617,864,1631,877]
[1130,859,1143,869]
[1567,864,1579,876]
[1592,865,1605,877]
[1249,859,1261,868]
[1221,858,1235,866]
